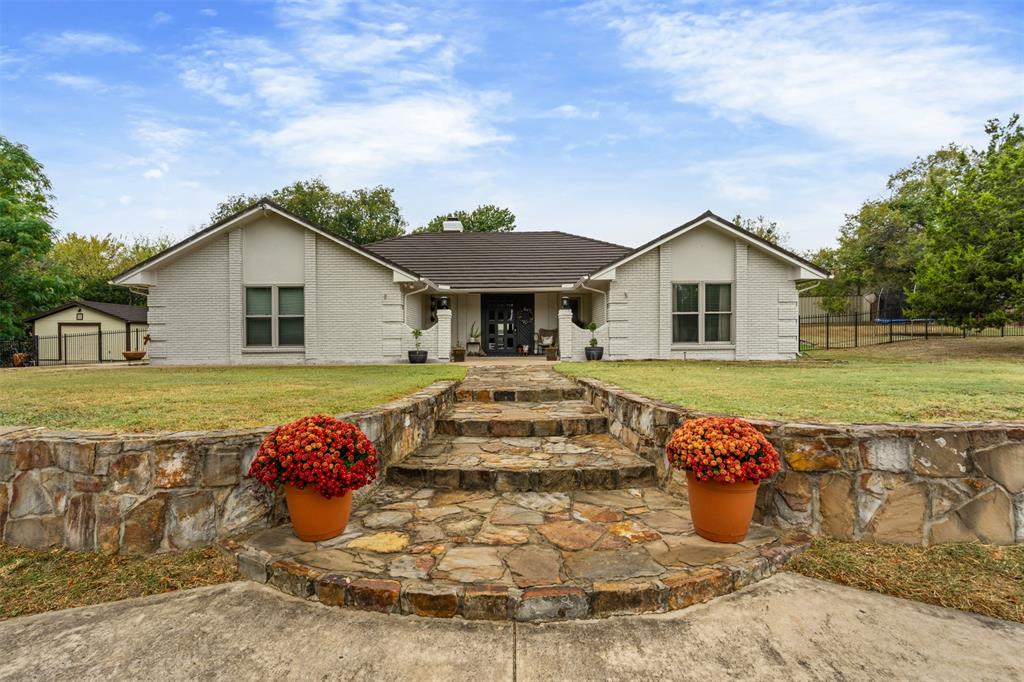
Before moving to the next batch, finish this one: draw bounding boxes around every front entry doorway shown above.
[481,294,534,356]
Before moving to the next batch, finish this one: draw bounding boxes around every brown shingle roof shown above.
[364,231,631,289]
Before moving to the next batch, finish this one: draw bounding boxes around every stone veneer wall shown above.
[575,377,1023,545]
[0,381,457,553]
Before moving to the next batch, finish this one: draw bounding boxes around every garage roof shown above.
[26,300,148,324]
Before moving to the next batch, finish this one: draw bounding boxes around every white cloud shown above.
[276,0,347,23]
[143,168,164,180]
[178,35,318,108]
[601,3,1024,155]
[200,8,218,17]
[46,73,105,91]
[250,67,322,106]
[151,12,173,26]
[119,195,133,205]
[255,94,509,173]
[132,122,196,164]
[549,104,599,120]
[301,31,443,73]
[179,64,252,107]
[41,31,140,54]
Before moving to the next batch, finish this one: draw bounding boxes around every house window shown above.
[672,284,699,343]
[704,283,732,343]
[245,286,304,347]
[672,282,733,344]
[277,287,305,346]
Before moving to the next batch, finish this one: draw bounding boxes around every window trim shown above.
[671,280,734,346]
[244,284,305,349]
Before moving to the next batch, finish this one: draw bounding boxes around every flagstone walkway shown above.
[226,365,808,621]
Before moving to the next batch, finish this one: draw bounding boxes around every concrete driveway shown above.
[1,572,1020,681]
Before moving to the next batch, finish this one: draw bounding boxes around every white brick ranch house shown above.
[112,200,828,364]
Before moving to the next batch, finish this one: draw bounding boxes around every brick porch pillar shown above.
[436,308,452,361]
[558,308,574,361]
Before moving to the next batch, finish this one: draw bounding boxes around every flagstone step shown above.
[435,401,607,437]
[455,365,583,402]
[226,485,810,622]
[387,434,657,491]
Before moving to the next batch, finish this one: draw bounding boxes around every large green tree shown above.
[907,116,1024,329]
[415,204,516,233]
[811,143,970,314]
[0,136,71,337]
[48,233,171,306]
[210,178,407,244]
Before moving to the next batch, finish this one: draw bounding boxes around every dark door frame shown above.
[480,294,535,356]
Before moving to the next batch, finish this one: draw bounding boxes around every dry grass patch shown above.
[0,545,238,620]
[786,538,1024,623]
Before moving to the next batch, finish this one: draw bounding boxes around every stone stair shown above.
[387,433,657,491]
[434,401,608,437]
[227,364,808,622]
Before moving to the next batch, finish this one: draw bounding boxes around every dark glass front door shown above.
[481,295,534,355]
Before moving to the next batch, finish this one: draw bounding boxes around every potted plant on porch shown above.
[408,328,427,363]
[248,415,378,541]
[467,322,482,356]
[665,417,779,543]
[545,343,558,361]
[584,322,603,361]
[452,341,466,362]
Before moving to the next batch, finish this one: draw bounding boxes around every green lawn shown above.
[557,337,1024,423]
[0,364,465,432]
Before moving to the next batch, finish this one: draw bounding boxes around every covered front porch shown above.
[403,286,610,361]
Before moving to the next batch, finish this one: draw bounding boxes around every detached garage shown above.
[27,300,148,364]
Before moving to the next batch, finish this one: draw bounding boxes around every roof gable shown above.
[111,200,421,286]
[588,211,830,280]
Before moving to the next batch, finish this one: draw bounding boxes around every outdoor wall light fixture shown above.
[560,296,572,309]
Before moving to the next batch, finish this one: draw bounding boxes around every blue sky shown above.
[1,0,1022,250]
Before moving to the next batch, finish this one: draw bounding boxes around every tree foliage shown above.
[416,204,516,233]
[907,116,1024,329]
[732,214,789,247]
[0,136,72,337]
[210,178,407,244]
[48,233,172,306]
[810,141,972,314]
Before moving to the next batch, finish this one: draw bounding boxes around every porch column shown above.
[436,308,452,361]
[558,308,574,360]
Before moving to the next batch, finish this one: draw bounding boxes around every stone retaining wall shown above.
[0,381,457,553]
[575,377,1023,545]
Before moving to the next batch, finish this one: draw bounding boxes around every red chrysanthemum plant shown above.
[665,416,780,485]
[248,415,379,498]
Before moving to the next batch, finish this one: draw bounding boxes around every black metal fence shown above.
[1,329,148,367]
[799,312,1023,350]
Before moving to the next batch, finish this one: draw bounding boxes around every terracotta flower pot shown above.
[686,471,759,543]
[283,485,353,542]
